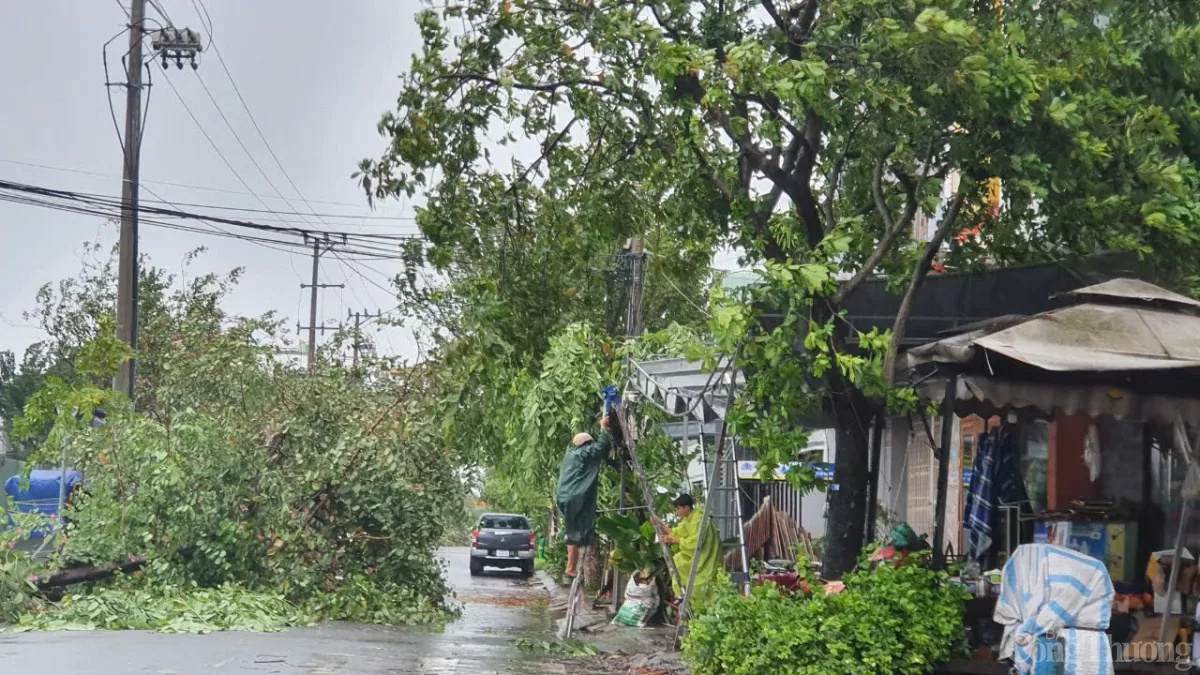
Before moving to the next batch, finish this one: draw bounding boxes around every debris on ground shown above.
[462,595,550,607]
[550,650,687,675]
[556,610,609,637]
[515,637,601,656]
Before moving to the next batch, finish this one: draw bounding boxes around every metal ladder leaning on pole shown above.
[673,372,749,645]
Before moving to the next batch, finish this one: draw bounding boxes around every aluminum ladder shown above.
[707,436,751,594]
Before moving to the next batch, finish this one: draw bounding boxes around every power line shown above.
[0,191,301,252]
[173,0,410,359]
[0,169,419,228]
[0,191,400,261]
[190,67,319,229]
[139,182,302,258]
[101,19,289,259]
[335,251,398,298]
[158,69,287,223]
[191,0,215,39]
[131,196,419,223]
[0,179,419,259]
[146,0,174,26]
[198,5,335,234]
[331,253,405,357]
[0,157,403,211]
[0,179,413,241]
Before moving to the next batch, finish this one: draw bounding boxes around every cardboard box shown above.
[1033,520,1139,582]
[1155,592,1184,615]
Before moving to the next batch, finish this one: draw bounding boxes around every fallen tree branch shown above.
[33,547,193,592]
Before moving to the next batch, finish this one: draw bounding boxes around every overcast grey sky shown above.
[0,0,428,362]
[0,1,743,367]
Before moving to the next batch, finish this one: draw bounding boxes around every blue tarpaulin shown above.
[4,469,82,535]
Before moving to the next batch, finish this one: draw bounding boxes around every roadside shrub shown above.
[682,560,970,675]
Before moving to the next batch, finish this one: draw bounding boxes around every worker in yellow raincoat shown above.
[655,493,722,609]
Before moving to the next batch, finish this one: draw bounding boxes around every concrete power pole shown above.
[113,4,202,397]
[113,0,147,398]
[611,235,646,606]
[626,237,646,337]
[348,309,383,367]
[299,236,345,373]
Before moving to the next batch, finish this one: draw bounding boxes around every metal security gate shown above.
[907,418,937,539]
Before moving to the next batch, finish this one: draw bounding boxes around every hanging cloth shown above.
[993,428,1029,507]
[964,430,999,567]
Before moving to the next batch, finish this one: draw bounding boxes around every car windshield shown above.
[480,516,528,530]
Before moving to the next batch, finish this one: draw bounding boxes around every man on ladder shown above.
[556,415,612,578]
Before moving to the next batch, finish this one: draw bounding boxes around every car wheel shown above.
[470,559,483,576]
[521,561,534,578]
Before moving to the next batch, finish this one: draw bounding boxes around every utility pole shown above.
[299,236,345,373]
[113,4,203,398]
[348,309,383,367]
[612,235,646,607]
[113,0,147,398]
[625,236,646,337]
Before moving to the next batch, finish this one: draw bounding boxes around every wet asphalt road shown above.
[0,547,562,674]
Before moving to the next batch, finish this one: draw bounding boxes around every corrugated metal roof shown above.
[907,279,1200,373]
[630,357,742,423]
[1057,278,1200,311]
[720,270,761,293]
[974,304,1200,372]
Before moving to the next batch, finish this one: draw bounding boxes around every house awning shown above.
[905,278,1200,423]
[915,375,1200,425]
[907,279,1200,373]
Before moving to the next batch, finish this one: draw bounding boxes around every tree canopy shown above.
[362,0,1200,576]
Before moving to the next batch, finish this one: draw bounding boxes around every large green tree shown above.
[364,0,1200,576]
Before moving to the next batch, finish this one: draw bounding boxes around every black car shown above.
[470,512,535,577]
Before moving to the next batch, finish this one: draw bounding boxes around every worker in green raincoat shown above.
[555,415,611,578]
[656,493,721,608]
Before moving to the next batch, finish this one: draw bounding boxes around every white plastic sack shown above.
[995,544,1114,675]
[613,577,659,628]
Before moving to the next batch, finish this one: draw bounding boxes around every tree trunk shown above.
[581,543,602,591]
[822,384,873,580]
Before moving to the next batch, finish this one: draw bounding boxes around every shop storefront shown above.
[904,279,1200,671]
